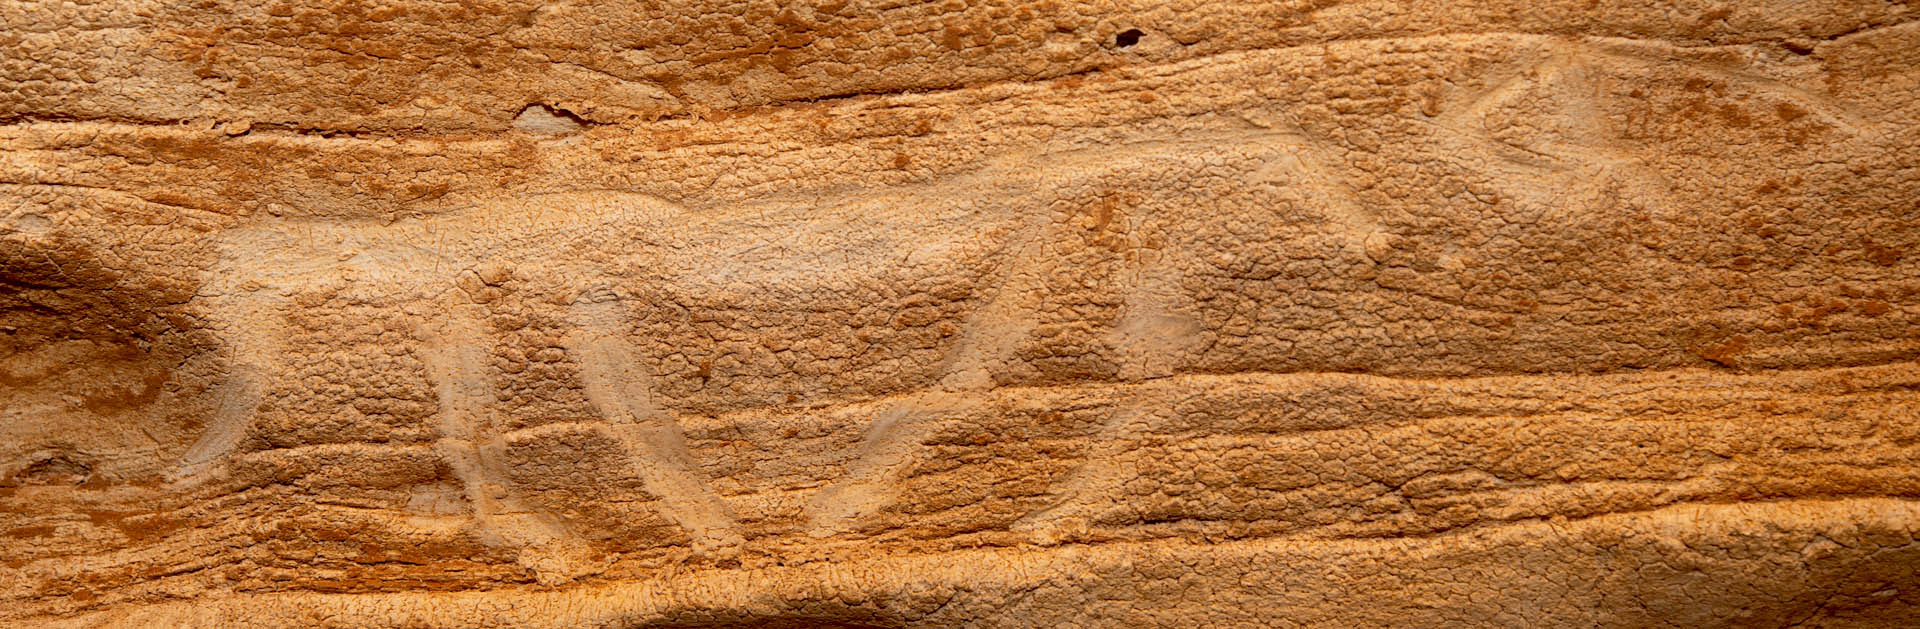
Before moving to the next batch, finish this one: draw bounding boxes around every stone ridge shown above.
[2,1,1918,627]
[6,1,1915,135]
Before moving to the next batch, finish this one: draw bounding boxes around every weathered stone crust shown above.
[2,1,1918,626]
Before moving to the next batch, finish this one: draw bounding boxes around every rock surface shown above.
[3,1,1920,626]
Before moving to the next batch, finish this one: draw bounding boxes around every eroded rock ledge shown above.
[3,1,1918,626]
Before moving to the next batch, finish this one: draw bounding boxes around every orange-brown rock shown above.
[3,1,1918,626]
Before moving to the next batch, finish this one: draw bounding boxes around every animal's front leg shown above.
[564,295,743,559]
[804,223,1052,536]
[418,302,599,584]
[170,292,288,482]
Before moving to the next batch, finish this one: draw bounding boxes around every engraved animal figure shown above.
[171,126,1380,577]
[176,177,1036,579]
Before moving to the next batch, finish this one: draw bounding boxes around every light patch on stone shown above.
[513,104,585,135]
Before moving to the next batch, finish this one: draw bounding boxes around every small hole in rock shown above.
[1115,29,1143,48]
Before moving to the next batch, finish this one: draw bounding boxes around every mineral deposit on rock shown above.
[3,1,1919,626]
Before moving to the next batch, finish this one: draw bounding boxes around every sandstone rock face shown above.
[4,1,1920,626]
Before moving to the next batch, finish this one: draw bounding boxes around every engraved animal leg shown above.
[1026,222,1202,538]
[1109,263,1203,383]
[931,226,1053,393]
[803,215,1051,536]
[565,296,743,558]
[802,396,972,537]
[170,292,286,482]
[419,303,597,584]
[1009,406,1161,541]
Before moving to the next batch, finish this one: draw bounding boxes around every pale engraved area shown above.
[419,305,600,583]
[163,120,1628,554]
[565,295,743,556]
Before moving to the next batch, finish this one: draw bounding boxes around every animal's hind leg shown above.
[564,294,743,559]
[810,215,1204,538]
[418,302,599,584]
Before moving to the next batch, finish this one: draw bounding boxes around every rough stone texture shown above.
[3,0,1919,626]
